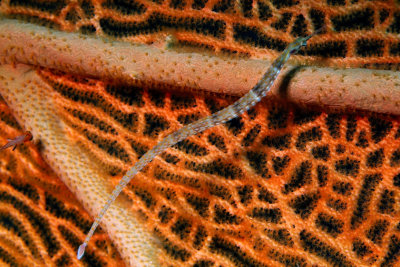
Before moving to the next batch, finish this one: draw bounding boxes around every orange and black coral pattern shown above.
[2,0,400,266]
[2,0,400,67]
[0,96,124,266]
[35,68,400,266]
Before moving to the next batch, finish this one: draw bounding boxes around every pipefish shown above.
[77,29,321,259]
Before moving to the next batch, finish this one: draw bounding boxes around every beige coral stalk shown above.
[1,18,400,115]
[0,63,161,266]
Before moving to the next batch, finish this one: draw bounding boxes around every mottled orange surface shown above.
[1,0,400,267]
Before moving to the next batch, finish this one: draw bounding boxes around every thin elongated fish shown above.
[77,30,320,259]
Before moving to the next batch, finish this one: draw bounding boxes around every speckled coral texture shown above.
[1,1,400,266]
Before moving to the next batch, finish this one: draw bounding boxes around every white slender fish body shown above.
[77,31,320,260]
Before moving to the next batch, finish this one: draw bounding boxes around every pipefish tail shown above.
[77,31,319,260]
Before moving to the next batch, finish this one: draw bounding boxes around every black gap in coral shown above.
[380,235,400,266]
[326,114,341,138]
[378,189,395,214]
[45,193,91,232]
[380,9,389,23]
[289,191,320,219]
[214,204,241,224]
[366,148,384,168]
[258,1,272,21]
[65,9,80,23]
[317,165,328,187]
[296,127,323,151]
[233,24,288,51]
[332,181,353,196]
[143,113,169,138]
[352,239,372,258]
[81,0,95,18]
[237,185,253,205]
[174,140,208,156]
[351,173,382,229]
[171,217,192,240]
[266,229,293,247]
[315,212,344,237]
[185,193,210,217]
[178,113,201,125]
[356,130,369,148]
[207,133,227,152]
[327,0,345,5]
[102,0,146,15]
[242,125,261,147]
[105,84,144,106]
[10,0,66,15]
[185,159,243,179]
[100,13,226,39]
[170,94,196,110]
[282,161,312,194]
[246,151,268,178]
[0,191,59,257]
[193,225,207,250]
[158,205,175,224]
[263,134,292,150]
[293,109,321,125]
[7,178,39,203]
[0,211,40,259]
[388,12,400,33]
[193,259,214,267]
[192,0,207,9]
[291,14,308,37]
[390,148,400,166]
[258,187,277,203]
[80,25,96,35]
[331,8,374,32]
[272,155,290,175]
[327,198,347,212]
[240,0,253,17]
[271,0,298,9]
[299,230,353,266]
[369,116,392,143]
[209,236,268,267]
[268,106,289,129]
[366,219,389,245]
[83,129,130,162]
[212,0,234,13]
[170,0,186,9]
[58,225,105,267]
[271,13,292,31]
[225,117,244,136]
[309,9,326,33]
[155,230,191,261]
[299,41,347,58]
[335,157,360,177]
[268,249,307,267]
[356,38,384,57]
[134,187,156,208]
[249,207,282,223]
[311,145,330,161]
[346,115,357,141]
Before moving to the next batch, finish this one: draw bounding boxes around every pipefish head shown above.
[287,26,325,55]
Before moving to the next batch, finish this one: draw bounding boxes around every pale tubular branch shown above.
[1,18,400,114]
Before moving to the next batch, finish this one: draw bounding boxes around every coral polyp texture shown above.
[1,0,400,266]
